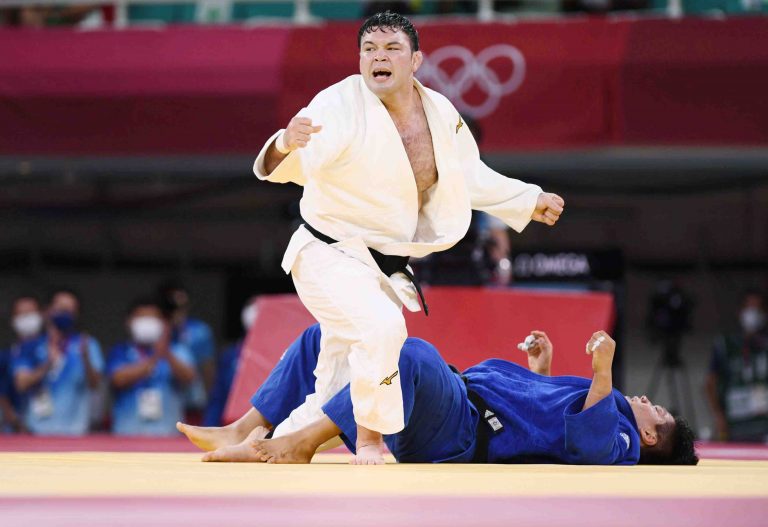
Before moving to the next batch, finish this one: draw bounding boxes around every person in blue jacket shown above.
[178,324,698,466]
[1,295,45,433]
[13,289,103,436]
[158,281,215,420]
[108,297,197,436]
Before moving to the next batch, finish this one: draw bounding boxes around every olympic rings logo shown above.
[417,44,526,119]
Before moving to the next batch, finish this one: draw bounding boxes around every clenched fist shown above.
[523,330,553,376]
[531,193,565,226]
[280,116,323,152]
[585,330,615,376]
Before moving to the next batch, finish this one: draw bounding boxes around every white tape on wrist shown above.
[275,133,291,155]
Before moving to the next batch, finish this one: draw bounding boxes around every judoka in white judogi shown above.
[252,19,563,455]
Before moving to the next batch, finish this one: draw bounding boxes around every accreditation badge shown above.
[137,388,163,421]
[31,389,54,419]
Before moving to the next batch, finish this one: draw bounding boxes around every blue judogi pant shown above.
[251,324,477,463]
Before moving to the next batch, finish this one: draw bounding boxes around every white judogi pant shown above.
[272,238,411,437]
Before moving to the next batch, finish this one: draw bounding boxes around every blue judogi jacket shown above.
[464,359,641,465]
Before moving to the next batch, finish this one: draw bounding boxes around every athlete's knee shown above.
[398,339,421,364]
[287,324,322,363]
[399,339,440,369]
[363,310,406,350]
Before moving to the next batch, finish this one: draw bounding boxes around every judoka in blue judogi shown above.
[179,324,697,466]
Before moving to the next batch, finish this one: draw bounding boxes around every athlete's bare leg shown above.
[203,415,342,464]
[177,408,270,452]
[200,425,271,462]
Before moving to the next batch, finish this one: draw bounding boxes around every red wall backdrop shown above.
[0,27,291,155]
[223,287,614,424]
[1,17,767,155]
[617,17,768,145]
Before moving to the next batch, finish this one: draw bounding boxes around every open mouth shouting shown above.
[372,67,392,82]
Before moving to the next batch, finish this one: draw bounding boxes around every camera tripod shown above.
[646,333,697,431]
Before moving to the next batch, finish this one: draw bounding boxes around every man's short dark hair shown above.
[358,11,419,52]
[639,416,699,466]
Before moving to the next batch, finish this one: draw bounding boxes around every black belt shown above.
[449,364,498,464]
[302,219,429,316]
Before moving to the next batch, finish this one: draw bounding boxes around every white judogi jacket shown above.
[254,75,541,311]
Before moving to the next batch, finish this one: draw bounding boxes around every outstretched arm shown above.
[583,331,615,412]
[562,331,637,465]
[254,91,353,186]
[263,117,323,174]
[456,116,564,231]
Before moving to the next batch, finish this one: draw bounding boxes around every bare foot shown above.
[201,426,270,462]
[176,421,248,452]
[249,433,317,464]
[351,442,385,465]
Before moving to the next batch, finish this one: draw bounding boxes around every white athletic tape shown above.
[517,334,536,352]
[591,336,606,352]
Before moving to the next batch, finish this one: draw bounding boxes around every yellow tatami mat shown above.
[1,452,767,499]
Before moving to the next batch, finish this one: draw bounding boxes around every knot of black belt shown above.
[301,220,429,316]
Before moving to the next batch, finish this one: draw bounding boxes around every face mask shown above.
[13,312,43,339]
[131,316,165,346]
[241,304,259,331]
[50,311,76,334]
[741,308,766,334]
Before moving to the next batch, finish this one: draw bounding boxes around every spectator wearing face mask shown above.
[706,290,768,442]
[202,296,259,427]
[1,296,45,433]
[157,281,215,423]
[13,289,104,435]
[108,297,196,436]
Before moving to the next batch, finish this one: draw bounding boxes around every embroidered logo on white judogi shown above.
[380,370,399,386]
